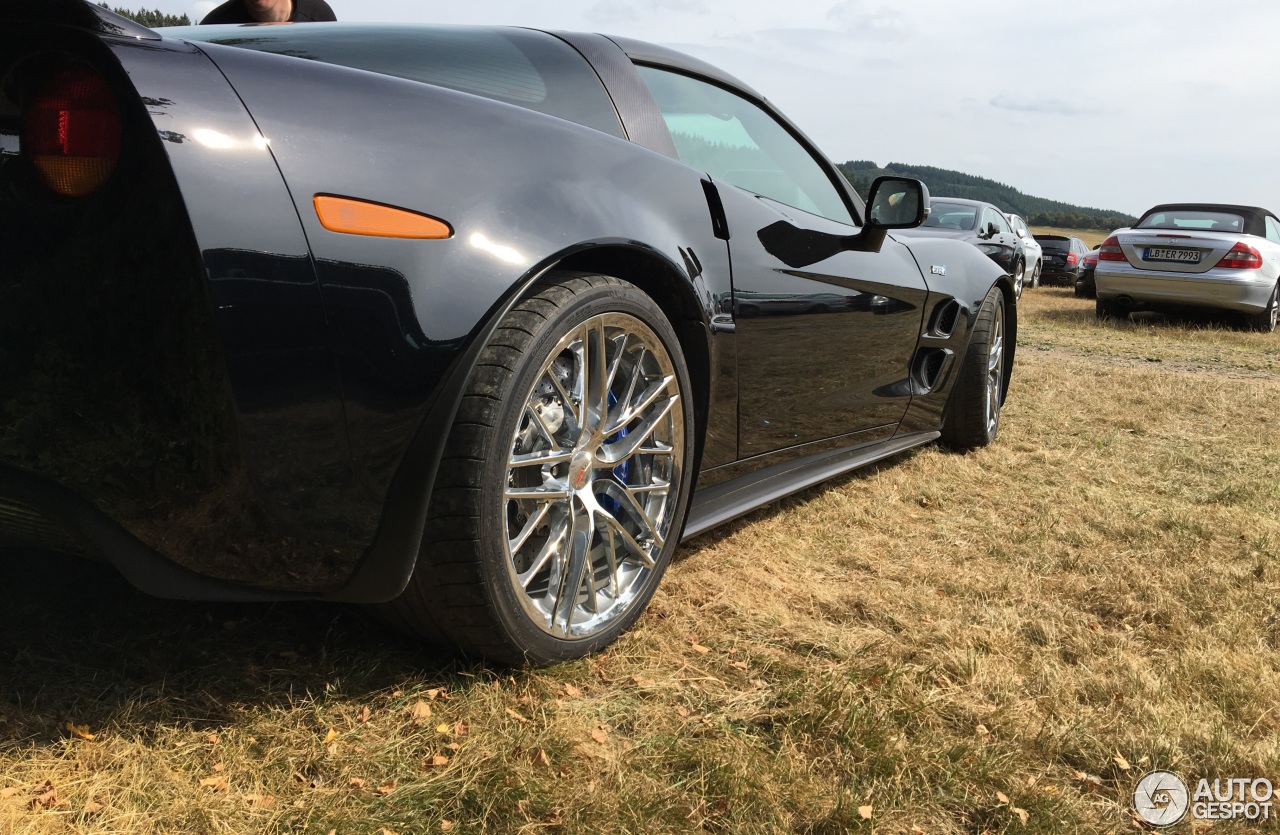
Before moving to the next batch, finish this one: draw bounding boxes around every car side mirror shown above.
[866,176,929,229]
[986,222,998,238]
[755,176,930,265]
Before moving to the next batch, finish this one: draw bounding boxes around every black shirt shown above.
[200,0,337,24]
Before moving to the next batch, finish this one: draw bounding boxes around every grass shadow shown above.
[0,547,462,749]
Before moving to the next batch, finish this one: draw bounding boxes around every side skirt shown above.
[682,430,939,540]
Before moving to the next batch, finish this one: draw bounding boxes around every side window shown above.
[635,65,853,225]
[1267,217,1280,243]
[993,212,1012,235]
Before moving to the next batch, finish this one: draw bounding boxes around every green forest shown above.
[99,4,191,27]
[838,160,1135,230]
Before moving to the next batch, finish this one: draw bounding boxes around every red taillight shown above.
[1217,241,1263,270]
[21,67,122,197]
[1066,252,1078,265]
[1098,235,1126,262]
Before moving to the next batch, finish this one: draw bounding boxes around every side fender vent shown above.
[928,298,962,338]
[911,347,954,394]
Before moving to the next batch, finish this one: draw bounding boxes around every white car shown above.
[1006,214,1043,289]
[1094,203,1280,332]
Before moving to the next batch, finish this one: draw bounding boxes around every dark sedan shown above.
[1035,234,1091,286]
[0,1,1016,664]
[896,198,1028,298]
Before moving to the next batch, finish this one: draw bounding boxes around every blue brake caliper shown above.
[597,390,630,522]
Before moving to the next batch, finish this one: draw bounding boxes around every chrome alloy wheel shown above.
[984,297,1005,436]
[502,312,684,639]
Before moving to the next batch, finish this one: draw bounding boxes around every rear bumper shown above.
[1095,267,1276,313]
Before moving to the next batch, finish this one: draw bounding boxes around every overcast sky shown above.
[144,0,1280,216]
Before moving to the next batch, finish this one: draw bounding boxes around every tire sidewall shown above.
[477,280,696,663]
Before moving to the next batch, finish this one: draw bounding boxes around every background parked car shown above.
[897,198,1028,297]
[1034,234,1090,286]
[1075,247,1100,298]
[1094,203,1280,331]
[1007,214,1043,289]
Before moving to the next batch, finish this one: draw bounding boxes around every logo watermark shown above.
[1133,770,1274,827]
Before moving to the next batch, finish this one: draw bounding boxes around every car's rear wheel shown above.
[380,273,695,665]
[1243,282,1279,333]
[940,285,1005,451]
[1096,297,1123,321]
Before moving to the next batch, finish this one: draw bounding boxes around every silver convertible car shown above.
[1094,203,1280,332]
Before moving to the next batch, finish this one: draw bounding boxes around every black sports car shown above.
[895,198,1029,298]
[0,1,1016,664]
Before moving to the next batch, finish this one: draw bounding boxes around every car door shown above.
[632,66,929,458]
[980,207,1019,273]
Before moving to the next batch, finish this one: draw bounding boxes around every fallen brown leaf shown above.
[356,705,372,724]
[83,800,105,815]
[409,701,433,725]
[590,725,609,744]
[246,794,276,808]
[206,734,220,744]
[64,722,95,741]
[996,791,1010,804]
[199,776,229,792]
[322,728,338,745]
[377,779,397,795]
[857,804,873,820]
[212,762,225,773]
[505,708,530,724]
[28,781,58,811]
[1113,755,1132,771]
[440,822,454,832]
[427,754,450,767]
[690,642,711,654]
[453,721,470,737]
[1012,806,1029,824]
[349,777,367,789]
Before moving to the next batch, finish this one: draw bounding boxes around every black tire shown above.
[1096,297,1123,320]
[1011,259,1025,300]
[940,285,1006,451]
[1242,283,1279,333]
[1029,260,1041,289]
[379,273,696,665]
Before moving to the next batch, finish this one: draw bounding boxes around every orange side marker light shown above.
[314,195,452,239]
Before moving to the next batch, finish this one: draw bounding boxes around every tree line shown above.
[99,5,192,27]
[839,160,1135,230]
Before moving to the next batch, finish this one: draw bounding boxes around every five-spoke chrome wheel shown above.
[504,312,684,639]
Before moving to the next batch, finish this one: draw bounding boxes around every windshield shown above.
[1137,210,1244,233]
[923,202,977,230]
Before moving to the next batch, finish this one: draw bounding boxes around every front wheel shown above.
[379,273,696,665]
[1029,260,1042,289]
[940,285,1006,451]
[1011,259,1025,300]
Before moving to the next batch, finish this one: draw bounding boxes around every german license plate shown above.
[1144,247,1200,263]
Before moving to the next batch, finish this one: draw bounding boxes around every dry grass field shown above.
[2,288,1279,834]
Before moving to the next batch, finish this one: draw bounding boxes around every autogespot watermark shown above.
[1133,770,1274,827]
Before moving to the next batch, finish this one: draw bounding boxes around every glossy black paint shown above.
[0,10,1014,603]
